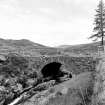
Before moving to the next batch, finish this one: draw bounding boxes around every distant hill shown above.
[57,45,73,49]
[0,38,58,56]
[57,42,103,56]
[0,38,103,57]
[0,38,46,48]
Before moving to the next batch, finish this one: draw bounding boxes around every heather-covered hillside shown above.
[58,41,104,56]
[0,38,58,56]
[0,38,103,57]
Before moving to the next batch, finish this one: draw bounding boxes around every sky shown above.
[0,0,100,47]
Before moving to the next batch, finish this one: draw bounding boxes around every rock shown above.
[61,87,68,95]
[0,55,7,61]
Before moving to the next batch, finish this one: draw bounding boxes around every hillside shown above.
[0,38,103,57]
[0,38,58,56]
[0,38,46,48]
[58,42,103,56]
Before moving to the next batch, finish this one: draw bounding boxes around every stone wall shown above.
[29,55,98,74]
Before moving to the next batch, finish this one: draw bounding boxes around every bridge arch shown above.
[41,62,72,81]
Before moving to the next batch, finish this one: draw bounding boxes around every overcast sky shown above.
[0,0,100,46]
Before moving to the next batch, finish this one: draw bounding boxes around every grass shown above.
[45,72,94,105]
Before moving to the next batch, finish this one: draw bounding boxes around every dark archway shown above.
[41,62,67,82]
[41,62,62,78]
[41,62,73,82]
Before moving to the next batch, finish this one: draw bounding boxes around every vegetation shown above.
[0,54,38,105]
[89,0,105,46]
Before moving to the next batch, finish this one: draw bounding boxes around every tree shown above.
[89,0,105,46]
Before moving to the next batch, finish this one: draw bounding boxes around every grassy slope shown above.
[54,72,92,91]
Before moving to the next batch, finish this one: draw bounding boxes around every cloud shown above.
[0,0,98,22]
[0,0,99,46]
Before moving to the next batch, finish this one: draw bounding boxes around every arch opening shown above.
[41,62,62,78]
[41,62,72,82]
